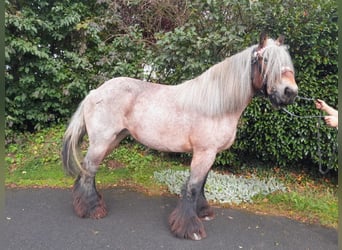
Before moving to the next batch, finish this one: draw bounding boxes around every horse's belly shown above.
[133,134,192,152]
[126,103,193,152]
[128,121,192,152]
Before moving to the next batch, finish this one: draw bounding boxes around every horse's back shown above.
[84,77,148,108]
[95,77,149,93]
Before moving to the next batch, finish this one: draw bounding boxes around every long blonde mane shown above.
[176,39,294,116]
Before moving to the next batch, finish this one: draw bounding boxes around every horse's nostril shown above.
[285,87,296,97]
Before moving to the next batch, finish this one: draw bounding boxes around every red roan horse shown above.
[62,33,298,240]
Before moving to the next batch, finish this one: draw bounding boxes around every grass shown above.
[245,188,337,227]
[5,125,338,228]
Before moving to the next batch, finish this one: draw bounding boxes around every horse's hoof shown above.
[89,205,108,219]
[73,190,107,219]
[169,211,207,240]
[187,227,207,240]
[202,215,214,221]
[198,206,215,221]
[192,233,202,241]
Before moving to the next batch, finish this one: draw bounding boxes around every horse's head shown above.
[251,33,298,108]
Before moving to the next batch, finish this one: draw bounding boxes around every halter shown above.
[251,47,295,98]
[251,47,268,97]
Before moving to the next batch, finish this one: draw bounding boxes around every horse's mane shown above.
[176,39,294,116]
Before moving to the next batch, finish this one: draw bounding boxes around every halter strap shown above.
[281,66,294,74]
[251,47,268,97]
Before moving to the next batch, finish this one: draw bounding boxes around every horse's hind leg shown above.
[73,130,128,219]
[73,173,107,219]
[169,150,216,240]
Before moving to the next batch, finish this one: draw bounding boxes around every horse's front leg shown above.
[196,173,215,221]
[169,151,216,240]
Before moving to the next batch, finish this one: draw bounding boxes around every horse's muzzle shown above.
[269,85,298,109]
[284,86,298,101]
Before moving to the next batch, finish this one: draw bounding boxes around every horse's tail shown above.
[62,99,87,177]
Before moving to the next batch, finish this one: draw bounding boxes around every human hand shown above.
[324,115,338,128]
[315,99,327,111]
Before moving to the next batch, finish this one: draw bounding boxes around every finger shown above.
[315,101,322,109]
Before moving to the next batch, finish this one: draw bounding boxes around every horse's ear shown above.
[258,32,268,49]
[276,35,285,45]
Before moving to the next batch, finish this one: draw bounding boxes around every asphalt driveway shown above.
[1,188,338,250]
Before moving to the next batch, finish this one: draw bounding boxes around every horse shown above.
[62,33,298,240]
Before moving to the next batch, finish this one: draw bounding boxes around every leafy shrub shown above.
[154,169,286,204]
[228,0,338,171]
[5,0,95,131]
[5,0,337,171]
[150,0,338,171]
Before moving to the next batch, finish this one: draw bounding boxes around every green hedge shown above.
[151,0,338,171]
[5,0,337,171]
[5,0,97,131]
